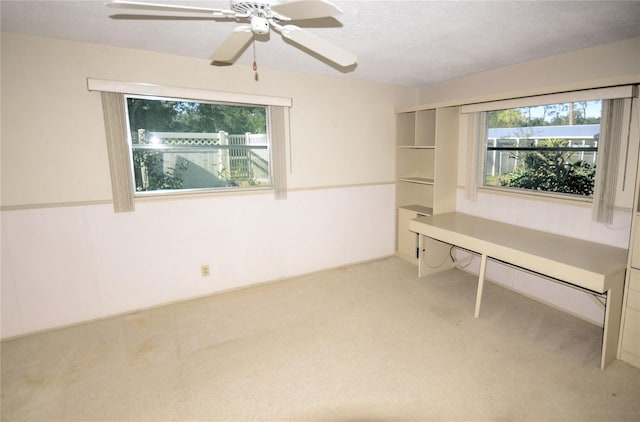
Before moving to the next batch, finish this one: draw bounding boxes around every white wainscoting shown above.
[455,188,632,325]
[1,184,395,339]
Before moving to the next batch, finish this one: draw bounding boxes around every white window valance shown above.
[460,85,636,114]
[87,78,293,108]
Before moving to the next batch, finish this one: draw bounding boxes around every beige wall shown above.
[417,37,640,107]
[0,33,410,338]
[1,33,412,208]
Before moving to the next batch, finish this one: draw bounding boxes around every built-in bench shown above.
[408,212,628,369]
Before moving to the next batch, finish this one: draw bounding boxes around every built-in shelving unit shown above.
[395,106,459,264]
[617,100,640,369]
[619,195,640,368]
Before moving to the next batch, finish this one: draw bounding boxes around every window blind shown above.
[592,98,629,223]
[100,92,135,213]
[462,111,487,201]
[269,106,288,199]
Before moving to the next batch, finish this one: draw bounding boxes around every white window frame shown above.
[124,94,273,195]
[482,101,602,200]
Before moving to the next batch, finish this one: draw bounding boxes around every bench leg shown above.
[601,281,624,369]
[417,234,425,278]
[474,253,488,318]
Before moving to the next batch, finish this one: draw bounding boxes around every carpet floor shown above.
[2,257,639,421]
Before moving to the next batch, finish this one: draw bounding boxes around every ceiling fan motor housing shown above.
[251,15,270,34]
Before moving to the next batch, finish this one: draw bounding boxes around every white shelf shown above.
[395,106,459,265]
[398,145,436,150]
[399,177,434,185]
[398,205,433,216]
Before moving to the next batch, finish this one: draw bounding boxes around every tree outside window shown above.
[485,101,601,197]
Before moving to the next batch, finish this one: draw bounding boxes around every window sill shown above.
[476,186,593,207]
[134,186,274,202]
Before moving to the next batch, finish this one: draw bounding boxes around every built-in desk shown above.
[408,212,628,369]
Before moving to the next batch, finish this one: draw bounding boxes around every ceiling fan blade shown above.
[278,25,356,67]
[110,14,223,21]
[106,1,234,16]
[211,26,254,65]
[270,0,342,20]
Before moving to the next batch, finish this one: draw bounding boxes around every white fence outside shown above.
[133,131,270,190]
[485,125,599,177]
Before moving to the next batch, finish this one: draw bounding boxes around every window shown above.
[484,101,602,198]
[90,79,291,212]
[125,95,271,194]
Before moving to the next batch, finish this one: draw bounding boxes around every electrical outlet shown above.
[200,264,210,277]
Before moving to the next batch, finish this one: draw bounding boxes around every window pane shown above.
[485,101,601,197]
[125,96,269,193]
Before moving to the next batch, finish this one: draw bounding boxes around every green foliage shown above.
[487,101,601,196]
[499,139,595,196]
[217,165,258,187]
[488,109,527,128]
[488,101,602,128]
[132,150,188,191]
[127,98,266,136]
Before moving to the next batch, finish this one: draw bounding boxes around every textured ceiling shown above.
[2,0,640,87]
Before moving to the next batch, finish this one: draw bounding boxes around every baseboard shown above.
[1,254,396,342]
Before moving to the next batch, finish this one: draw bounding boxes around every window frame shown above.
[481,101,602,200]
[123,93,273,196]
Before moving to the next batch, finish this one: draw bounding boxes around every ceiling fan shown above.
[106,0,357,67]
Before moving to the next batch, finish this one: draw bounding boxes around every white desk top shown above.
[409,212,628,293]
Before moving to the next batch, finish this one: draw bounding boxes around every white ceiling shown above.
[2,0,640,87]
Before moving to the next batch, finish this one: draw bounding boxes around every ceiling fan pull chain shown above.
[252,40,259,81]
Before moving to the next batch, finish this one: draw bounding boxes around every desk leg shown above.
[474,253,488,318]
[601,281,624,369]
[417,234,424,278]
